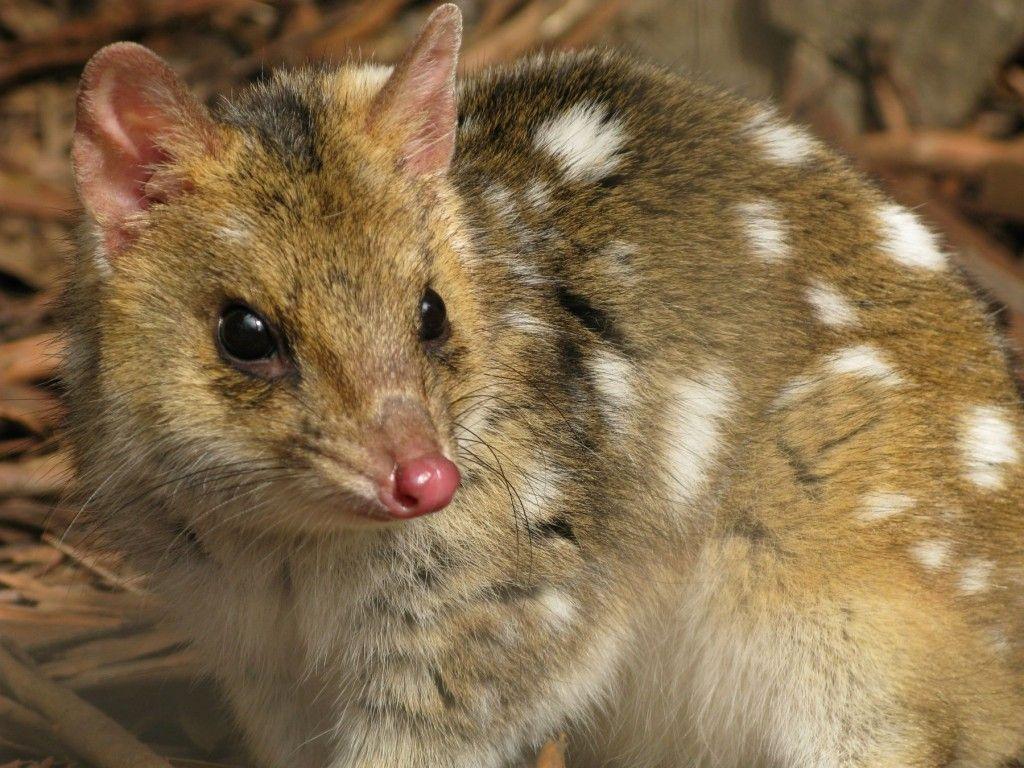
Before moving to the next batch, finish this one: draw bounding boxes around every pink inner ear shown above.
[93,85,172,207]
[370,4,462,177]
[72,43,211,257]
[401,52,457,177]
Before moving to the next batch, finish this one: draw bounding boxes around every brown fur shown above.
[64,13,1024,768]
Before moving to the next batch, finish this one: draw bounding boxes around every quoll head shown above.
[70,5,481,530]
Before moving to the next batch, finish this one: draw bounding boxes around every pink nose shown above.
[381,455,461,519]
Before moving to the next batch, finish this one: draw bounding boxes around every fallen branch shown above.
[0,692,68,760]
[462,0,554,71]
[462,0,625,72]
[0,289,59,340]
[0,498,68,532]
[57,647,197,693]
[554,0,629,50]
[40,630,182,681]
[0,0,260,89]
[41,533,146,595]
[0,384,64,435]
[0,170,75,221]
[304,0,410,60]
[856,130,1024,177]
[473,0,523,38]
[27,618,155,659]
[0,637,174,768]
[0,40,99,92]
[231,0,409,79]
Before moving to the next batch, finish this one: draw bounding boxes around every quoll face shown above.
[77,49,482,531]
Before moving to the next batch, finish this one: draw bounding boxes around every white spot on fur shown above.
[664,365,737,505]
[597,241,638,285]
[349,64,393,96]
[938,505,963,523]
[746,109,817,165]
[525,179,551,210]
[497,620,521,648]
[91,242,113,277]
[986,627,1011,655]
[858,490,915,522]
[910,539,952,571]
[959,557,995,595]
[453,398,494,446]
[827,344,903,386]
[737,200,788,263]
[484,182,516,221]
[503,309,552,335]
[519,464,563,521]
[604,240,636,263]
[877,204,947,271]
[805,280,857,327]
[509,260,546,286]
[772,373,819,410]
[533,101,626,182]
[960,405,1020,490]
[219,223,251,244]
[537,589,576,629]
[589,347,636,429]
[668,554,849,767]
[447,229,478,266]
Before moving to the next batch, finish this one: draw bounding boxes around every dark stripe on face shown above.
[221,82,322,173]
[555,334,598,454]
[488,581,541,602]
[555,284,624,347]
[530,515,578,545]
[431,668,457,709]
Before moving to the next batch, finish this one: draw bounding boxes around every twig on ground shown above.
[0,0,260,88]
[0,637,174,768]
[0,693,69,761]
[231,0,409,79]
[0,333,62,386]
[0,453,72,498]
[857,131,1024,177]
[0,170,74,221]
[40,534,147,596]
[535,734,568,768]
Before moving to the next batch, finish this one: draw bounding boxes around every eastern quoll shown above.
[63,4,1024,766]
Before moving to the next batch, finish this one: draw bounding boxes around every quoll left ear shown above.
[367,3,462,178]
[72,42,221,260]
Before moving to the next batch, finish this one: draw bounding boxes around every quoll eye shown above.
[218,305,278,362]
[419,288,449,343]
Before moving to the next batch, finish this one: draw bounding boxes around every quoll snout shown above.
[384,455,461,518]
[368,397,461,519]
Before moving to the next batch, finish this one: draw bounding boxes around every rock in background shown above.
[615,0,1024,133]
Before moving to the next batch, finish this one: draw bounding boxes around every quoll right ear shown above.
[367,4,462,178]
[72,43,221,262]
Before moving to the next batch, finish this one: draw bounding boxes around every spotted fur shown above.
[64,8,1024,768]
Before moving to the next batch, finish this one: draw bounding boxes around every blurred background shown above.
[1,1,1024,765]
